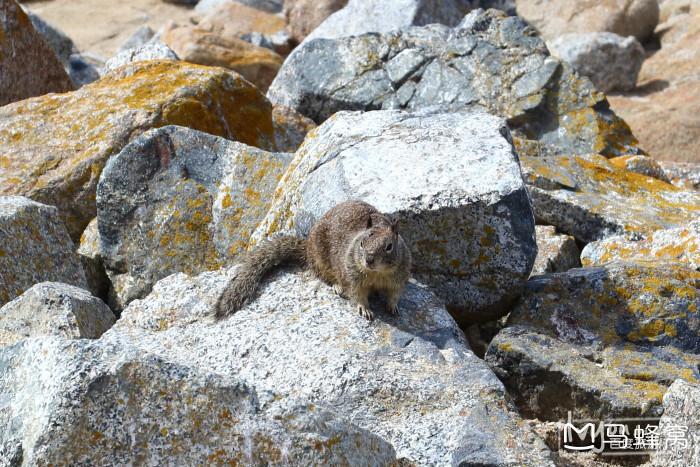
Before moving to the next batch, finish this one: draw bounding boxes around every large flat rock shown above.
[0,266,555,465]
[251,108,537,325]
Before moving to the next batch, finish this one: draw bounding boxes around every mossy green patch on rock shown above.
[0,60,276,240]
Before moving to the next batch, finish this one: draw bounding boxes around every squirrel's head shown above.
[357,215,401,271]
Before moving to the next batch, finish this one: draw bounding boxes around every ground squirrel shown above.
[214,200,412,320]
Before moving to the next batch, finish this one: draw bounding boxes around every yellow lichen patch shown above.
[0,60,275,239]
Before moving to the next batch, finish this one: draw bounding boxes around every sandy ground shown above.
[20,0,201,60]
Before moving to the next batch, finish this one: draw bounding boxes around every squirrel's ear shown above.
[392,219,399,234]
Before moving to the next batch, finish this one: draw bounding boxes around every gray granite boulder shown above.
[251,108,537,326]
[195,0,283,14]
[0,0,75,106]
[648,379,700,466]
[102,42,179,76]
[516,0,660,43]
[0,335,396,465]
[486,260,700,421]
[268,9,642,159]
[0,196,87,307]
[0,282,115,339]
[21,7,76,64]
[548,32,645,93]
[301,0,471,45]
[97,125,292,311]
[116,25,155,55]
[661,161,700,190]
[581,219,700,269]
[77,218,110,301]
[0,265,554,464]
[530,225,580,276]
[609,154,671,183]
[67,54,101,87]
[517,139,700,242]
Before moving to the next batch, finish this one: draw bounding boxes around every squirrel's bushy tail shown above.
[214,236,307,319]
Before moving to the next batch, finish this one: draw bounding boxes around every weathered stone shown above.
[659,0,700,22]
[0,196,87,307]
[0,329,22,348]
[301,0,471,45]
[581,220,700,269]
[660,161,700,190]
[548,32,645,93]
[517,139,700,242]
[77,218,110,301]
[516,0,660,43]
[531,225,580,276]
[0,0,75,106]
[0,282,115,339]
[198,2,287,38]
[21,6,75,64]
[271,105,317,152]
[268,9,642,158]
[103,268,550,465]
[609,154,671,183]
[241,28,293,56]
[67,54,101,87]
[195,0,284,15]
[486,260,700,421]
[116,25,155,55]
[160,22,283,92]
[97,125,291,311]
[0,60,276,240]
[647,379,700,466]
[283,0,348,43]
[607,14,700,163]
[0,335,396,465]
[252,109,537,326]
[102,42,179,76]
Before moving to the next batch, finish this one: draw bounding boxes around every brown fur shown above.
[214,200,411,320]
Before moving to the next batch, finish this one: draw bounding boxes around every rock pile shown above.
[1,0,700,465]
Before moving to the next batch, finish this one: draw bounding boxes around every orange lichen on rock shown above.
[0,60,276,240]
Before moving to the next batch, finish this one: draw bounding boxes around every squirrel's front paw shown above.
[357,304,374,321]
[332,283,346,298]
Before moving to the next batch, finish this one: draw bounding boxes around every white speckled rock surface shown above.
[96,125,292,311]
[581,219,700,269]
[301,0,470,45]
[0,267,555,465]
[251,108,537,325]
[0,196,87,307]
[0,282,115,339]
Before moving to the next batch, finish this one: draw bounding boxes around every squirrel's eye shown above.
[386,242,393,252]
[360,240,364,248]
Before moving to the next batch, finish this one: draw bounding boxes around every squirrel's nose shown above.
[366,256,375,267]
